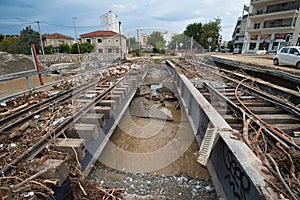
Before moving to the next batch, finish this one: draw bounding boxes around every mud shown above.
[90,63,217,199]
[0,75,60,98]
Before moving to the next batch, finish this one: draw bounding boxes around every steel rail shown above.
[1,74,128,175]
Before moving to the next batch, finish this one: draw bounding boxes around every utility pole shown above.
[136,28,142,56]
[119,21,122,60]
[72,17,81,54]
[35,21,44,55]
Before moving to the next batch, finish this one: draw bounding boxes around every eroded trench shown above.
[89,63,217,199]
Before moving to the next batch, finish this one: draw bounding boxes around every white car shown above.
[273,46,300,69]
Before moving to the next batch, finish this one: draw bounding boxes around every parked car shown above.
[273,46,300,69]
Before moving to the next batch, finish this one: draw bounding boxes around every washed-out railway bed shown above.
[0,60,148,199]
[169,58,300,200]
[1,56,300,200]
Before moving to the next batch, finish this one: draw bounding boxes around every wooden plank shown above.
[258,114,299,124]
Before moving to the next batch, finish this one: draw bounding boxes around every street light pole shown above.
[119,21,122,60]
[72,17,81,54]
[136,28,142,56]
[35,21,44,55]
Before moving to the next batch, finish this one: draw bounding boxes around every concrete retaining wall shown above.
[38,53,119,68]
[165,60,277,200]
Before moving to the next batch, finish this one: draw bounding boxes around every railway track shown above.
[0,61,147,199]
[170,58,300,200]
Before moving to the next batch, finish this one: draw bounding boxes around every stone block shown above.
[110,94,122,104]
[92,106,112,119]
[66,124,99,141]
[80,113,105,128]
[35,159,68,187]
[97,99,116,110]
[51,138,86,161]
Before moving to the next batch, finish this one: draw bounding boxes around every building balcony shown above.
[247,26,294,33]
[249,9,298,20]
[251,0,295,5]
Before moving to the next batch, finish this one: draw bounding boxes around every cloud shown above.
[0,0,249,40]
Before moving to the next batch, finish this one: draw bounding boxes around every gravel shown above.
[89,164,218,200]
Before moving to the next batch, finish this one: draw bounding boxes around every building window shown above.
[115,39,119,43]
[256,9,263,15]
[254,23,260,29]
[98,48,103,53]
[107,48,113,53]
[250,35,258,40]
[86,38,91,44]
[107,39,111,43]
[115,48,120,53]
[249,42,256,50]
[97,38,103,43]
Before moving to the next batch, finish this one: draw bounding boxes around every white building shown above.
[162,31,176,47]
[101,10,120,33]
[235,0,300,54]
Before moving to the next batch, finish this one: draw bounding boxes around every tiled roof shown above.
[44,33,73,40]
[80,30,124,38]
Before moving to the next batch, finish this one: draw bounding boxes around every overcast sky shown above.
[0,0,250,41]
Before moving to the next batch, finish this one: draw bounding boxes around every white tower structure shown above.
[101,10,120,33]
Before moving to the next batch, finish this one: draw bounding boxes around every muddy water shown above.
[0,75,60,98]
[98,64,210,179]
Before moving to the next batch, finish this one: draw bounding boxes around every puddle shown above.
[150,83,162,96]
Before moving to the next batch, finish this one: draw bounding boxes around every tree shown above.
[126,37,138,53]
[0,36,16,46]
[0,34,4,42]
[44,45,54,54]
[199,18,222,50]
[147,31,165,53]
[17,26,40,47]
[0,36,17,54]
[183,22,202,44]
[227,41,233,51]
[59,43,70,53]
[16,26,41,54]
[168,34,190,50]
[183,18,222,51]
[71,43,94,54]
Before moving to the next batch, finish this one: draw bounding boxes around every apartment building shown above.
[233,0,300,53]
[79,30,126,55]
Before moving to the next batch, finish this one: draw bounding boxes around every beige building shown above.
[234,0,300,53]
[80,30,126,55]
[43,33,74,47]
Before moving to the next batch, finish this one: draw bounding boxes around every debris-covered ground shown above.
[89,164,217,200]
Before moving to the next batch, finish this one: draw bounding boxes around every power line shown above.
[0,22,35,28]
[41,22,100,29]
